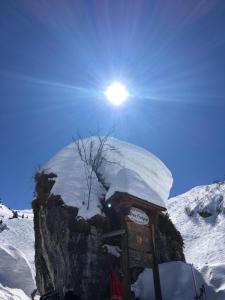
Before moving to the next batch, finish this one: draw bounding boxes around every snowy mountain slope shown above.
[168,181,225,298]
[0,202,32,220]
[44,137,173,218]
[0,204,35,298]
[0,203,12,219]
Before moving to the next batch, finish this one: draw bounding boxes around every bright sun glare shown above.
[104,82,129,106]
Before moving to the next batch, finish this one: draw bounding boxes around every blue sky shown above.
[0,0,225,209]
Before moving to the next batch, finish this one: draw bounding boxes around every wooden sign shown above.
[126,219,152,268]
[128,207,149,225]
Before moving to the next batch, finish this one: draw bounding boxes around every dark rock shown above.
[156,213,185,262]
[198,210,212,218]
[33,172,184,300]
[0,221,8,232]
[33,172,111,300]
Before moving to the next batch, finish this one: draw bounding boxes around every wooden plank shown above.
[150,222,163,300]
[101,229,126,239]
[126,219,152,268]
[126,220,151,252]
[128,248,152,268]
[120,216,132,300]
[108,191,166,212]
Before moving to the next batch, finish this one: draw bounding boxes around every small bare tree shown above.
[74,132,118,210]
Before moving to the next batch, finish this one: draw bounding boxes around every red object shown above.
[109,271,124,300]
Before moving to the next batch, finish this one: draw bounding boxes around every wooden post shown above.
[150,216,163,300]
[120,215,132,300]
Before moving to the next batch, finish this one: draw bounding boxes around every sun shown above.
[104,82,129,106]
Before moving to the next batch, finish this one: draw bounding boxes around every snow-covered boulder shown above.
[44,137,173,218]
[106,168,165,208]
[32,137,182,300]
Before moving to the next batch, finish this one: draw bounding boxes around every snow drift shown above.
[0,244,35,295]
[0,284,31,300]
[132,261,216,300]
[0,205,35,298]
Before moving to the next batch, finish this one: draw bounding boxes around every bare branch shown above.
[74,130,119,210]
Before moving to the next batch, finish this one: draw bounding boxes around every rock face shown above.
[33,172,184,300]
[33,172,111,300]
[156,213,185,263]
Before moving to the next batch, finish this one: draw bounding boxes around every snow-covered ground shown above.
[0,203,35,299]
[0,284,31,300]
[132,261,216,300]
[44,137,173,218]
[168,181,225,299]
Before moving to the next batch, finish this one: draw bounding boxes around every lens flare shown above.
[105,82,129,106]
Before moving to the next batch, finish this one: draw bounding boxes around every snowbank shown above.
[132,261,216,300]
[200,263,225,299]
[0,284,31,300]
[0,217,35,275]
[0,244,35,296]
[44,137,173,218]
[0,205,35,297]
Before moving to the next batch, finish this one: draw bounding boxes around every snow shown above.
[0,217,35,276]
[0,244,35,295]
[168,182,225,298]
[0,203,12,219]
[106,168,165,208]
[0,284,31,300]
[44,137,173,218]
[0,205,35,298]
[103,244,122,258]
[199,263,225,299]
[132,261,217,300]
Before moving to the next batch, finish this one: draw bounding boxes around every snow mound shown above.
[168,182,225,298]
[0,217,35,275]
[132,261,216,300]
[44,137,173,218]
[0,244,35,296]
[0,284,31,300]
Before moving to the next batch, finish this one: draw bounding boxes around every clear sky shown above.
[0,1,225,209]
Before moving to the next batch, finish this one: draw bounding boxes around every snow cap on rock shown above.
[44,137,173,218]
[106,168,167,208]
